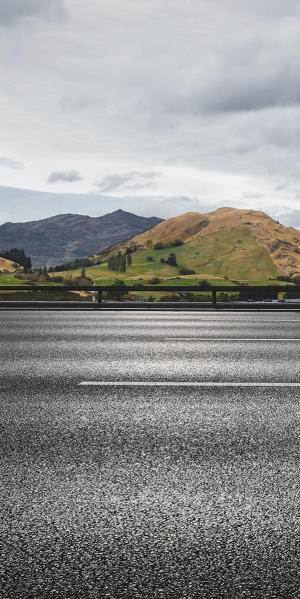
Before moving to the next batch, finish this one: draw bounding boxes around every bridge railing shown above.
[0,284,299,304]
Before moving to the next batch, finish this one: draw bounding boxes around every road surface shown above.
[1,311,300,598]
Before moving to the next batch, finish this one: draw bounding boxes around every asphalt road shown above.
[1,311,300,598]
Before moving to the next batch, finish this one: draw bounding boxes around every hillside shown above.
[92,207,300,282]
[0,257,19,273]
[2,207,300,287]
[0,210,164,267]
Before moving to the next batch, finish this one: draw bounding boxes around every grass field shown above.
[0,224,287,290]
[84,226,280,286]
[0,273,62,286]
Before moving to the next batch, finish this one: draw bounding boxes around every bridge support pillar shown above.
[212,290,216,304]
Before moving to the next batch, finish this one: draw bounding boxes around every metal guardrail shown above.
[0,284,299,305]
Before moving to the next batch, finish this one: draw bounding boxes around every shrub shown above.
[217,292,230,302]
[154,243,164,250]
[172,239,184,247]
[123,293,134,301]
[113,279,126,287]
[196,279,211,288]
[107,279,126,301]
[159,293,181,302]
[179,267,196,275]
[146,256,154,262]
[148,277,161,284]
[73,276,93,286]
[276,275,292,282]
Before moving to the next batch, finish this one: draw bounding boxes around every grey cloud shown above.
[163,196,196,204]
[124,182,156,191]
[96,172,160,193]
[0,157,24,170]
[275,182,289,191]
[47,171,83,184]
[162,196,204,207]
[158,59,300,117]
[0,0,65,27]
[133,2,300,117]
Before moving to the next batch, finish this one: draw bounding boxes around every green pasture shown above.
[84,225,281,286]
[85,225,279,284]
[0,224,289,289]
[0,272,28,285]
[0,272,62,286]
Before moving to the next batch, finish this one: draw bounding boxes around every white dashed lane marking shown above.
[163,338,300,341]
[79,382,300,387]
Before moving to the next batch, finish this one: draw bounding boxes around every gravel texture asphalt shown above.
[1,311,300,598]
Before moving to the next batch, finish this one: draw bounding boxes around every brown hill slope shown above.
[0,257,19,273]
[124,207,300,277]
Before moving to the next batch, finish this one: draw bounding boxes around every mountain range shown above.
[0,210,164,267]
[2,206,300,281]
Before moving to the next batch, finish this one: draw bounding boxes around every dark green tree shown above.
[160,253,177,266]
[107,279,126,301]
[167,253,177,266]
[108,252,127,272]
[196,279,211,288]
[0,248,31,268]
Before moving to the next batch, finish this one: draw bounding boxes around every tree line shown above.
[50,257,95,272]
[0,248,32,270]
[108,251,132,273]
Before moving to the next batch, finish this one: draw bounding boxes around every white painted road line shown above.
[79,382,300,387]
[164,338,300,341]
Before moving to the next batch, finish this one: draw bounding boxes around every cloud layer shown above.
[95,171,160,193]
[1,0,300,222]
[0,0,65,26]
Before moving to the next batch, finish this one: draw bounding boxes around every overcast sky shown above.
[1,0,300,226]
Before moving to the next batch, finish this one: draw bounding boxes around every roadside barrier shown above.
[0,284,299,309]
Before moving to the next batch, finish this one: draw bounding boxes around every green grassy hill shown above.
[93,207,300,281]
[46,225,278,287]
